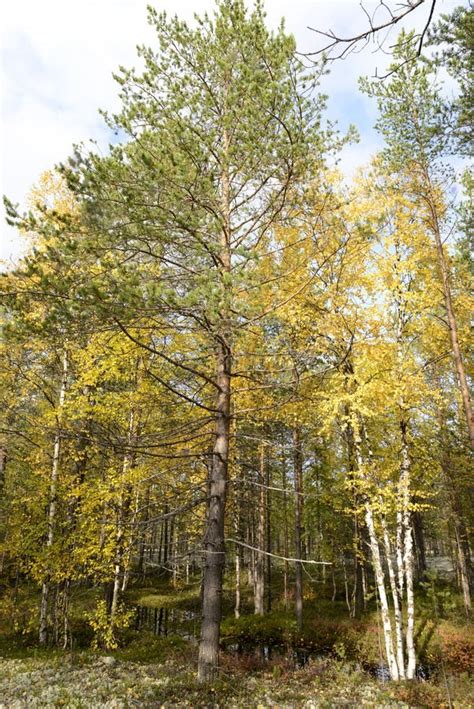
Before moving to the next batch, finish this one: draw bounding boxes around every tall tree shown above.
[361,32,474,448]
[53,0,330,681]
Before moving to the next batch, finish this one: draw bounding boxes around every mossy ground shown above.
[0,647,472,708]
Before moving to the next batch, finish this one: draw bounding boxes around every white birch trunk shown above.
[381,516,405,679]
[400,428,416,679]
[234,549,241,619]
[364,504,400,681]
[254,443,266,615]
[111,408,135,623]
[39,350,68,645]
[354,423,399,680]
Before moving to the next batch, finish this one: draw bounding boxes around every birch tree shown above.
[361,32,474,448]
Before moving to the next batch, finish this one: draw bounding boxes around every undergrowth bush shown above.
[86,600,135,650]
[115,631,190,663]
[0,588,38,641]
[221,612,368,660]
[424,622,474,674]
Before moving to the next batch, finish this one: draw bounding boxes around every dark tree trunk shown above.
[353,517,365,619]
[412,511,427,582]
[197,340,231,682]
[266,452,272,614]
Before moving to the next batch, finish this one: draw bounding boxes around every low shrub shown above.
[0,588,38,641]
[387,680,447,708]
[423,622,474,674]
[221,612,295,649]
[115,631,191,663]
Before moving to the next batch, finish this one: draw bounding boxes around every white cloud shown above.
[0,0,462,264]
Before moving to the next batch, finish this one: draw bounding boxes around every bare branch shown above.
[304,0,437,76]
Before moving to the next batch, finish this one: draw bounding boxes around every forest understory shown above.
[1,571,473,708]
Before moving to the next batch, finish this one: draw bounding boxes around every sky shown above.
[0,0,462,265]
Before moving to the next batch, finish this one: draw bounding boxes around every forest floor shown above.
[0,643,472,708]
[0,579,472,707]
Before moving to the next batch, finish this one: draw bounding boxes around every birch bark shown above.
[39,350,68,646]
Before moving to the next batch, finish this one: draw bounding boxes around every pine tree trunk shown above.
[425,179,474,447]
[197,341,231,682]
[454,518,472,618]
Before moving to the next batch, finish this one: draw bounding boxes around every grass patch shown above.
[114,631,192,663]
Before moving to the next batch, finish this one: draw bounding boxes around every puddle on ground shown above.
[135,605,198,643]
[134,605,433,680]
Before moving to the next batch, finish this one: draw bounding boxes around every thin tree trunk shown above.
[282,461,290,610]
[365,504,399,680]
[234,490,242,619]
[344,401,364,619]
[137,484,151,578]
[293,426,304,631]
[234,547,241,619]
[266,451,272,613]
[342,556,351,613]
[39,350,68,646]
[169,517,176,583]
[353,522,365,620]
[425,176,474,447]
[381,517,405,679]
[254,442,266,615]
[110,408,135,624]
[331,565,337,602]
[122,488,140,592]
[247,520,254,588]
[0,447,6,492]
[353,423,399,680]
[400,420,416,679]
[454,518,472,618]
[412,510,427,582]
[439,417,472,617]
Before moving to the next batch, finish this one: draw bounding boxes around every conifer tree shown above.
[56,0,330,680]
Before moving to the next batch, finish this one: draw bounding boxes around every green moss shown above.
[127,584,201,610]
[114,631,191,663]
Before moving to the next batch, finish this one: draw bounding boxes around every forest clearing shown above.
[0,0,473,706]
